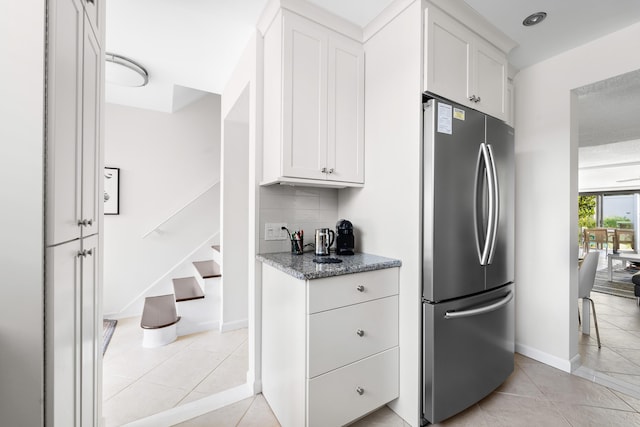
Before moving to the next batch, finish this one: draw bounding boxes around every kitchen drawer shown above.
[307,347,399,427]
[308,295,398,378]
[307,267,398,314]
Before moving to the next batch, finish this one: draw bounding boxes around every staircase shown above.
[141,245,223,338]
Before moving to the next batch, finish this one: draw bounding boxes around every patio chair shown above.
[583,228,610,253]
[614,228,635,252]
[578,251,601,348]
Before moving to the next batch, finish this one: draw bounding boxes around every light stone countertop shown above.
[256,251,401,280]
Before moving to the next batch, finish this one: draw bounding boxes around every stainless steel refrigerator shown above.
[421,94,515,424]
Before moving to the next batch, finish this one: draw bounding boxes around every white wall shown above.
[259,186,339,253]
[338,1,423,425]
[221,95,250,330]
[103,95,221,316]
[0,3,45,425]
[221,31,263,393]
[514,21,640,371]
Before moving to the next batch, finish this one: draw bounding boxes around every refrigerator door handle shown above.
[486,144,500,265]
[474,143,495,266]
[444,291,513,319]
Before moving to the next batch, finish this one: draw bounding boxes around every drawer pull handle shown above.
[356,285,365,292]
[356,329,364,337]
[356,386,364,395]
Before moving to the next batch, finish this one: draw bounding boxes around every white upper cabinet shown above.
[47,7,101,246]
[473,37,508,120]
[81,18,101,239]
[424,6,508,121]
[47,0,84,246]
[327,34,365,184]
[281,12,328,182]
[262,9,364,188]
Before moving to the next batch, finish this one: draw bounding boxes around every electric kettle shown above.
[314,228,335,256]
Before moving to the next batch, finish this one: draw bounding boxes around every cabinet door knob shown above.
[468,95,476,102]
[356,285,365,292]
[356,386,364,395]
[77,249,93,258]
[328,168,334,174]
[321,167,328,173]
[356,329,364,337]
[475,96,481,103]
[78,219,93,227]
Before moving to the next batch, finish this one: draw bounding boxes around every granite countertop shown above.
[256,251,402,280]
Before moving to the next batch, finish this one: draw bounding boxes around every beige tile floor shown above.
[181,352,640,426]
[102,316,248,426]
[105,277,640,427]
[579,282,640,386]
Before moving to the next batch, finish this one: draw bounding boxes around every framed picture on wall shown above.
[104,167,120,215]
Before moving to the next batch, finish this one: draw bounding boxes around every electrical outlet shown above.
[265,223,288,241]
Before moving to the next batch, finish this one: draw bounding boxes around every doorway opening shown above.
[575,69,640,392]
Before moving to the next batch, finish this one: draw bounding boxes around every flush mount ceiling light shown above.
[105,52,149,87]
[522,12,547,27]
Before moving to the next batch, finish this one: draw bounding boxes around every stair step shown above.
[211,245,222,264]
[193,260,221,279]
[172,277,205,302]
[141,294,180,329]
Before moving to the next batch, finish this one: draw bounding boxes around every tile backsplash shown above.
[259,185,339,253]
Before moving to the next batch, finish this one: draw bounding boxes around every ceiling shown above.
[105,0,640,190]
[106,0,640,112]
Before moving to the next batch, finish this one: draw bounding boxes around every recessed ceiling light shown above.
[105,53,149,87]
[522,12,547,27]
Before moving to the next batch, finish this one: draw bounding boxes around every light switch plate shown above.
[265,223,288,240]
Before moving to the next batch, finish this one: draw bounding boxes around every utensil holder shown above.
[291,237,304,254]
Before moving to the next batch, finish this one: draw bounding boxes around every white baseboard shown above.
[246,372,263,394]
[569,353,582,372]
[220,318,248,333]
[122,383,254,427]
[103,311,139,321]
[515,343,573,373]
[177,320,220,337]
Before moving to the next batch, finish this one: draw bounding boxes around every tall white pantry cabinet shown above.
[45,0,104,425]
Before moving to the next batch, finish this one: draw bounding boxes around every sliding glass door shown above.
[580,191,639,254]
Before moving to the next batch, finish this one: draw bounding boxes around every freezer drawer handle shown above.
[444,292,512,319]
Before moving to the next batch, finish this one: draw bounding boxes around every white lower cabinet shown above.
[261,265,399,427]
[308,296,398,378]
[308,348,399,427]
[46,235,100,427]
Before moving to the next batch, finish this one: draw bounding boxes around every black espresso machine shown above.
[335,219,355,255]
